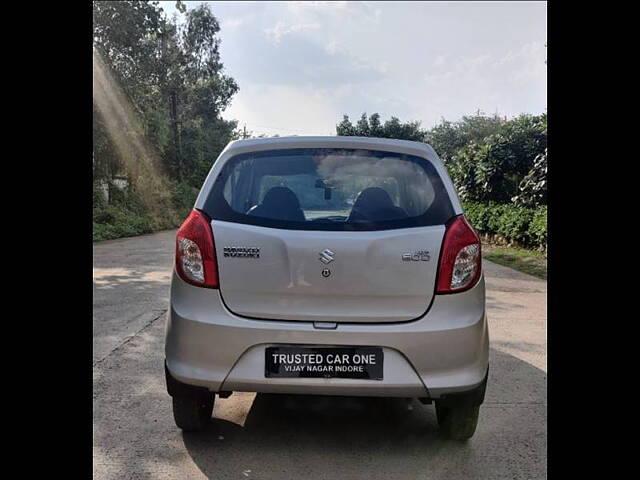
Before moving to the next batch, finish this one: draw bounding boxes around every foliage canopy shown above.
[337,112,547,207]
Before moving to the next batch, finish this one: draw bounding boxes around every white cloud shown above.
[162,1,547,135]
[222,17,244,29]
[287,1,381,25]
[264,21,321,44]
[325,40,345,55]
[223,84,342,136]
[418,42,547,125]
[423,43,546,91]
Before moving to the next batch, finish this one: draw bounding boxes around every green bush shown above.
[171,180,199,219]
[497,206,534,246]
[463,201,547,250]
[93,181,107,209]
[92,204,154,241]
[529,206,547,247]
[93,179,198,242]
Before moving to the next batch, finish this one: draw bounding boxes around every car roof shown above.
[222,136,439,161]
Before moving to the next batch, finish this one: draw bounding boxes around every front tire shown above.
[435,401,480,440]
[172,395,214,432]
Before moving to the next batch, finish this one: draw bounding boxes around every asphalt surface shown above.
[93,229,547,479]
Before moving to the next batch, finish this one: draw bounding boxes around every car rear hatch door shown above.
[202,145,456,324]
[213,221,445,323]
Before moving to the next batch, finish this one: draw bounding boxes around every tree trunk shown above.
[170,91,183,181]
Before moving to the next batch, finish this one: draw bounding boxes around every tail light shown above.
[175,209,219,288]
[436,215,481,294]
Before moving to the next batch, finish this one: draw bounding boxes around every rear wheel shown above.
[172,395,214,432]
[435,401,480,440]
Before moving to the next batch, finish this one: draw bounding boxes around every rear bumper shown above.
[165,271,489,399]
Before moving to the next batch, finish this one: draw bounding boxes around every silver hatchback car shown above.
[165,136,488,440]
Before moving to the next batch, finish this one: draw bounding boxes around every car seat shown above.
[247,186,306,222]
[347,187,408,222]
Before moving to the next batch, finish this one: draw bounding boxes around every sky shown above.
[160,1,547,136]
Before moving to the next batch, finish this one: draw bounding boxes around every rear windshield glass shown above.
[203,148,454,231]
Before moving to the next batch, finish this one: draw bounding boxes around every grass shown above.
[482,244,547,280]
[93,179,197,243]
[92,204,185,242]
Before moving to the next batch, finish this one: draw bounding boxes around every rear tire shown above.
[435,401,480,440]
[172,395,214,432]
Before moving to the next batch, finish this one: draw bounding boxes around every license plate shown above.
[265,346,383,380]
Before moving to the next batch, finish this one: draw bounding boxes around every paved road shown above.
[93,229,546,479]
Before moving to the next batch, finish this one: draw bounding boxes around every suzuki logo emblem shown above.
[318,249,335,264]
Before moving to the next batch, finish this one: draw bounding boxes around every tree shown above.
[93,1,165,114]
[446,114,547,203]
[93,1,166,180]
[93,0,239,188]
[336,111,546,205]
[513,149,547,207]
[336,113,425,141]
[424,114,506,164]
[169,3,239,184]
[336,115,357,136]
[368,113,384,137]
[355,113,370,136]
